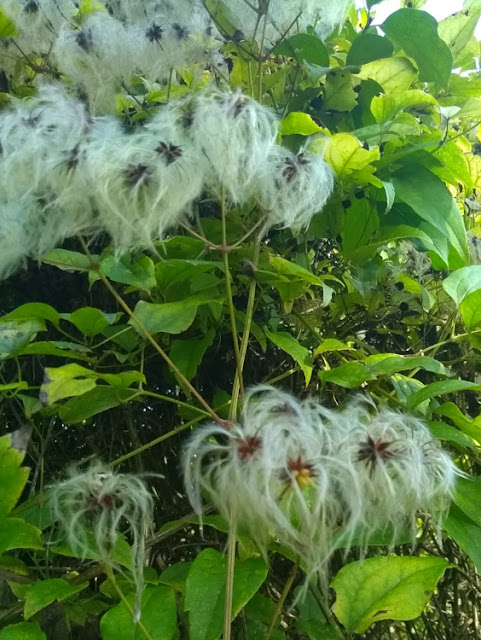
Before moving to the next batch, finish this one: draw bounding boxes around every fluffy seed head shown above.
[220,0,351,47]
[189,91,278,204]
[184,387,459,580]
[256,147,335,229]
[49,461,154,619]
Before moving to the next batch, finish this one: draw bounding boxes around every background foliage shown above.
[1,0,481,639]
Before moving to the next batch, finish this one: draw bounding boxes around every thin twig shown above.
[264,561,299,640]
[77,235,225,427]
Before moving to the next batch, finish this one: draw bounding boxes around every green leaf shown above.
[347,32,394,66]
[0,623,46,640]
[42,248,93,271]
[12,491,54,531]
[1,303,60,327]
[405,379,481,410]
[453,476,481,528]
[391,166,469,268]
[443,265,481,303]
[0,320,46,358]
[431,140,473,190]
[0,435,30,518]
[59,386,137,424]
[18,342,91,362]
[264,329,313,385]
[382,9,453,87]
[438,0,481,63]
[459,291,481,330]
[331,555,450,634]
[356,57,417,94]
[323,69,358,113]
[0,555,32,582]
[428,421,477,451]
[313,339,355,356]
[443,265,481,328]
[24,579,88,620]
[159,236,205,259]
[0,518,42,554]
[443,504,481,573]
[40,364,97,405]
[279,112,321,136]
[77,0,107,18]
[99,253,156,291]
[435,402,481,443]
[363,354,449,377]
[0,7,17,37]
[371,90,438,124]
[324,133,380,182]
[100,585,177,640]
[40,363,143,407]
[158,562,192,593]
[155,259,220,301]
[169,330,215,382]
[184,548,268,640]
[272,34,329,66]
[319,362,376,389]
[457,96,481,118]
[267,256,323,285]
[341,199,380,260]
[244,594,276,625]
[130,298,203,335]
[296,590,337,640]
[68,307,122,337]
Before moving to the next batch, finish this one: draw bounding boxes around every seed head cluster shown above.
[222,0,351,46]
[0,0,342,279]
[0,84,333,278]
[184,386,459,579]
[49,461,154,621]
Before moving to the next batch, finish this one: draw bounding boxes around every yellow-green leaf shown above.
[356,57,417,94]
[332,556,450,634]
[323,69,358,112]
[279,112,321,136]
[324,133,380,180]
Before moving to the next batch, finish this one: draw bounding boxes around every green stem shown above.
[109,414,204,467]
[105,565,154,640]
[220,190,244,407]
[257,4,269,101]
[231,241,260,413]
[140,390,211,418]
[77,235,225,427]
[223,524,237,640]
[264,561,299,640]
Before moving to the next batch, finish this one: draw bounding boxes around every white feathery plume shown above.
[140,104,207,231]
[0,85,94,264]
[256,147,334,229]
[184,386,460,579]
[190,91,278,204]
[54,12,134,113]
[321,398,460,549]
[0,199,34,279]
[220,0,351,47]
[128,17,216,84]
[49,461,154,622]
[84,108,205,248]
[1,0,79,56]
[105,0,214,32]
[184,385,341,575]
